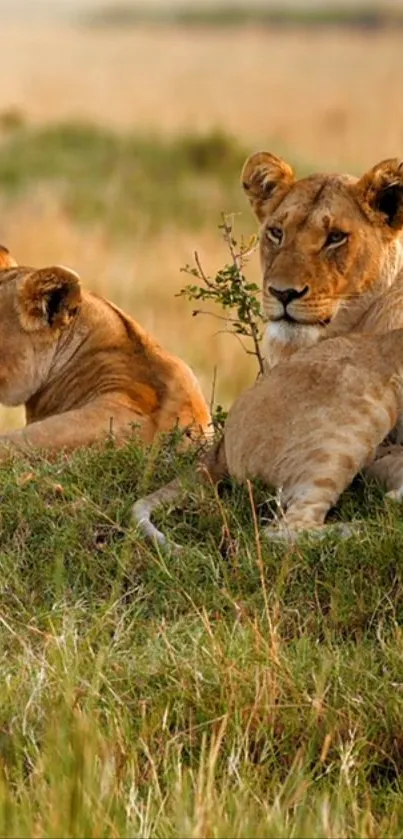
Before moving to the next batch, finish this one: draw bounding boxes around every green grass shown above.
[0,121,250,235]
[0,433,403,836]
[83,4,403,31]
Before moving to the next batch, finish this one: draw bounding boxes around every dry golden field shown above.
[3,24,403,163]
[1,22,403,430]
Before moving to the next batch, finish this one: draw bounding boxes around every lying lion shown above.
[241,151,403,487]
[133,329,403,546]
[0,248,210,456]
[132,153,403,547]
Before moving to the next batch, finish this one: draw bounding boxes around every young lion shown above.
[0,251,210,457]
[241,152,403,488]
[133,329,403,546]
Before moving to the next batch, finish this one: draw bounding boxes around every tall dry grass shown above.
[2,24,403,167]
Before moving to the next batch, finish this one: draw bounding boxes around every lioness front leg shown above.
[263,499,358,543]
[263,472,360,544]
[0,399,151,459]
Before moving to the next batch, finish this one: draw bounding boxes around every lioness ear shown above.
[19,265,81,331]
[0,244,17,270]
[241,151,295,222]
[355,158,403,231]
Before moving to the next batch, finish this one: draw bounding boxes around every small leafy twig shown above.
[178,213,264,376]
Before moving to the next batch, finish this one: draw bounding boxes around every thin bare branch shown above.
[194,251,215,289]
[209,366,218,415]
[192,310,241,324]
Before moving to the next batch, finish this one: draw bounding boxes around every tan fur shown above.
[241,153,403,368]
[0,259,210,457]
[133,330,403,546]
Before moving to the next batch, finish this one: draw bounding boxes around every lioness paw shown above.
[385,486,403,502]
[262,521,362,544]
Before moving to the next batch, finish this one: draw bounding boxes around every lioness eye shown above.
[325,230,348,247]
[267,226,283,245]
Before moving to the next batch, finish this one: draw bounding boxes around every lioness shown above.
[0,250,210,456]
[241,151,403,488]
[133,329,403,546]
[132,154,403,547]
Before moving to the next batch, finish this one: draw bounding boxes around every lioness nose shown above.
[268,285,309,306]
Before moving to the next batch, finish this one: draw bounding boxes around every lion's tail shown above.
[132,476,189,550]
[132,438,228,551]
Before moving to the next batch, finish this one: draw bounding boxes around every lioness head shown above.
[0,257,81,405]
[241,152,403,365]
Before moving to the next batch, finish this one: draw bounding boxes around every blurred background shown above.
[0,0,402,430]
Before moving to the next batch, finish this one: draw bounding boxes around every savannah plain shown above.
[2,16,403,426]
[1,8,403,838]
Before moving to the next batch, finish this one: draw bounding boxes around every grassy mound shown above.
[0,434,402,836]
